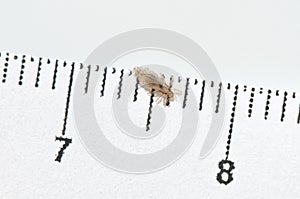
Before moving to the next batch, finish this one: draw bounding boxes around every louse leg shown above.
[175,95,178,101]
[156,97,163,104]
[163,98,167,106]
[173,88,182,95]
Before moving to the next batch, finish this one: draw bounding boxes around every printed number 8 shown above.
[216,159,235,185]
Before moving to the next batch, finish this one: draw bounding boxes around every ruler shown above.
[0,51,299,186]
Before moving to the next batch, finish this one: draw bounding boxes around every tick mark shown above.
[166,75,174,106]
[182,78,190,108]
[227,83,231,90]
[178,76,182,83]
[199,80,206,111]
[297,103,300,124]
[117,69,124,99]
[18,55,26,86]
[194,79,198,85]
[2,53,9,83]
[264,90,272,120]
[62,62,75,135]
[35,58,43,87]
[100,67,107,97]
[51,60,59,90]
[215,82,222,113]
[225,85,239,160]
[248,88,255,118]
[146,89,155,131]
[133,77,139,102]
[84,65,91,94]
[280,91,288,122]
[259,88,263,94]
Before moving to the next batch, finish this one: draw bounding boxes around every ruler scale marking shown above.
[216,85,239,186]
[248,88,255,118]
[225,85,239,160]
[100,67,107,97]
[61,62,75,135]
[117,69,124,99]
[95,65,99,72]
[35,57,43,87]
[84,65,91,94]
[146,88,155,131]
[297,104,300,124]
[166,75,174,106]
[264,90,272,120]
[2,51,300,182]
[18,55,26,85]
[215,82,222,113]
[194,79,198,85]
[182,78,190,108]
[52,60,59,90]
[133,77,139,102]
[227,83,231,90]
[281,91,288,122]
[199,80,206,111]
[2,53,9,83]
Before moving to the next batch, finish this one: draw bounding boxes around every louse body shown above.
[133,67,182,106]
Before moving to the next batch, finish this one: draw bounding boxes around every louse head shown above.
[157,84,175,101]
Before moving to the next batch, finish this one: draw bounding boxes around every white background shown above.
[0,0,300,198]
